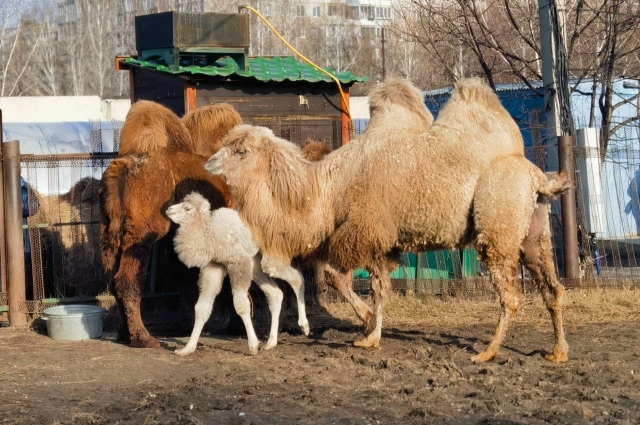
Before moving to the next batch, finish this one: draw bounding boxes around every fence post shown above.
[3,140,27,326]
[558,135,580,283]
[0,110,7,302]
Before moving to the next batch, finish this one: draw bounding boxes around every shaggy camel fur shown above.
[207,77,571,363]
[205,78,432,341]
[100,101,241,348]
[167,192,288,355]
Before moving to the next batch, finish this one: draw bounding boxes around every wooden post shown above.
[558,135,580,282]
[128,69,136,105]
[341,88,351,145]
[0,110,7,299]
[185,81,197,114]
[3,140,26,326]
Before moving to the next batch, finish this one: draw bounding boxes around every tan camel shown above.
[206,78,571,363]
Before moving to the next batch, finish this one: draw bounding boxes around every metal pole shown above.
[381,27,386,82]
[538,0,562,172]
[558,135,580,282]
[0,110,7,300]
[3,140,26,326]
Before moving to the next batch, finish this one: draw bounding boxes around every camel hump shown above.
[450,78,500,104]
[301,141,331,162]
[118,100,191,156]
[182,103,243,157]
[368,78,434,127]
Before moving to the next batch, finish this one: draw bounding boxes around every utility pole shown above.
[538,0,580,282]
[381,27,386,82]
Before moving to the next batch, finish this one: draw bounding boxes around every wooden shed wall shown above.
[196,81,345,145]
[133,68,186,116]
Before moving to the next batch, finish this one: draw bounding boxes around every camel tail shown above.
[99,157,133,281]
[538,169,575,199]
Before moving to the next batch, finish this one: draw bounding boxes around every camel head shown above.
[166,192,211,225]
[206,124,315,212]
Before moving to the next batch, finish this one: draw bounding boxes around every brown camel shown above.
[206,78,572,363]
[100,100,241,348]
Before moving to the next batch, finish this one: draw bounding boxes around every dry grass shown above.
[323,286,640,328]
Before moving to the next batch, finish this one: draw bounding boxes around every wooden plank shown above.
[185,81,197,113]
[196,81,343,116]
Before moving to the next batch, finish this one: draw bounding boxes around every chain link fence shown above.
[12,115,640,314]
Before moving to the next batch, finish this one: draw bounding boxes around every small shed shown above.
[116,11,367,148]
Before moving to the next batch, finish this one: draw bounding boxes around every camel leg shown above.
[323,264,376,333]
[261,255,310,336]
[108,275,130,344]
[114,241,159,348]
[471,159,538,362]
[471,255,522,362]
[175,263,227,356]
[521,203,569,363]
[227,257,260,355]
[252,256,284,350]
[354,267,391,348]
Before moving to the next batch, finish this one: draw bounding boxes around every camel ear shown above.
[199,199,211,214]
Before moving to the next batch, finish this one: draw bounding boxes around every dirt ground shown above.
[1,288,639,425]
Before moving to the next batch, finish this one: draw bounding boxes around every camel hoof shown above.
[363,315,376,336]
[545,351,569,364]
[301,323,310,336]
[261,339,277,351]
[130,336,161,349]
[471,350,497,363]
[174,346,196,356]
[353,338,379,349]
[116,332,131,344]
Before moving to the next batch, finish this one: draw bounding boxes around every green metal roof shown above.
[123,56,368,84]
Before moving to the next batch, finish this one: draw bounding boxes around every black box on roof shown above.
[135,11,250,51]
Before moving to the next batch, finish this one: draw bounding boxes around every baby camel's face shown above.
[165,202,195,225]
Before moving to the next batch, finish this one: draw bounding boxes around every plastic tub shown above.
[42,305,106,341]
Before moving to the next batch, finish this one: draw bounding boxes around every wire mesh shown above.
[21,153,116,314]
[10,111,640,314]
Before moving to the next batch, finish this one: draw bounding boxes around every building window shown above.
[328,4,338,16]
[296,5,305,17]
[312,6,321,18]
[298,26,306,38]
[376,7,391,19]
[327,24,337,38]
[312,27,321,38]
[264,4,272,16]
[360,5,374,20]
[361,26,375,39]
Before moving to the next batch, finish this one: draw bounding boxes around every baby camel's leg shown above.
[521,202,569,363]
[175,263,227,356]
[227,256,261,355]
[261,255,310,336]
[354,265,392,348]
[251,255,284,350]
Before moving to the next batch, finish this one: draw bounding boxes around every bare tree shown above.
[0,0,43,96]
[394,0,640,155]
